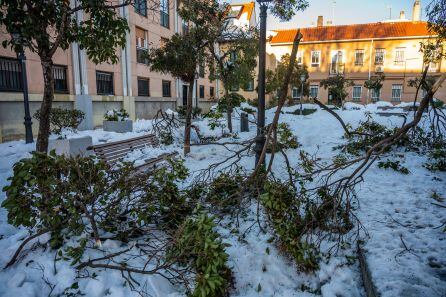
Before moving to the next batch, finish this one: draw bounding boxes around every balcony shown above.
[329,63,345,75]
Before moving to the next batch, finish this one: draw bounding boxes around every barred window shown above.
[309,85,319,98]
[138,77,150,96]
[292,87,301,99]
[391,84,403,102]
[371,88,380,102]
[162,80,171,97]
[394,48,405,66]
[0,57,22,92]
[53,65,68,93]
[244,79,254,91]
[160,0,169,28]
[375,48,385,65]
[355,49,365,66]
[352,86,362,101]
[210,86,214,97]
[311,51,320,67]
[96,71,114,95]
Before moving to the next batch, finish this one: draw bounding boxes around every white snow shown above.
[0,104,445,296]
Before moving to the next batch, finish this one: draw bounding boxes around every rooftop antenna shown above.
[387,5,392,20]
[332,0,336,25]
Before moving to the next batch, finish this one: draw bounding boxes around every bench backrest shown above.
[88,134,159,164]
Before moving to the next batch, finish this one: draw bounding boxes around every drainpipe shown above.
[367,39,374,104]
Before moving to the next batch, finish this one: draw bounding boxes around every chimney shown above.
[317,16,324,27]
[399,10,405,20]
[412,0,421,21]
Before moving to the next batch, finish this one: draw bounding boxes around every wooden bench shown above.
[87,134,178,172]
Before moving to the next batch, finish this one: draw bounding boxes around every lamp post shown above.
[12,34,33,143]
[300,73,306,114]
[254,0,271,167]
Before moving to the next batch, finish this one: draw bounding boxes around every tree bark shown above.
[225,88,233,133]
[36,57,55,152]
[184,79,195,155]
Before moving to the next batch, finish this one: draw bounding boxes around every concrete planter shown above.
[48,136,93,157]
[103,120,133,133]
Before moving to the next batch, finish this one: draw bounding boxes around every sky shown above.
[229,0,429,30]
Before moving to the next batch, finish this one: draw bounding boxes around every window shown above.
[0,57,22,92]
[394,47,405,66]
[210,86,214,97]
[297,51,303,65]
[199,85,205,98]
[136,27,148,64]
[244,79,254,91]
[160,0,169,28]
[352,86,362,101]
[199,60,205,78]
[375,48,385,65]
[292,87,301,99]
[53,65,68,93]
[371,88,380,102]
[355,49,365,66]
[311,51,321,67]
[162,80,171,97]
[391,84,403,102]
[134,0,147,16]
[137,77,150,96]
[182,20,189,35]
[96,71,114,95]
[309,85,319,98]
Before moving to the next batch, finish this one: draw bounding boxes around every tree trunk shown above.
[184,79,195,155]
[36,58,55,152]
[225,88,233,133]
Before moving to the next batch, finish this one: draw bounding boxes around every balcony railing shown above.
[329,63,345,75]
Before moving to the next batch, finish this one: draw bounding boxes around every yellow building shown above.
[267,12,445,104]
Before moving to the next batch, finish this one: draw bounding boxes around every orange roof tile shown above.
[270,21,432,44]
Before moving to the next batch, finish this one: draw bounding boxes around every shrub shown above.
[104,109,130,121]
[261,180,319,271]
[2,152,190,251]
[335,120,409,156]
[176,106,202,119]
[168,211,232,297]
[217,93,245,112]
[424,140,446,171]
[288,108,317,116]
[377,159,410,174]
[206,173,243,213]
[267,123,300,152]
[34,108,85,136]
[203,110,226,131]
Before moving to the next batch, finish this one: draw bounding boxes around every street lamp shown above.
[254,0,272,167]
[12,33,33,144]
[300,73,306,114]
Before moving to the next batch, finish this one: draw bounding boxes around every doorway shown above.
[182,85,188,106]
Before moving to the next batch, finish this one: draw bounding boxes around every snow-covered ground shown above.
[0,104,444,297]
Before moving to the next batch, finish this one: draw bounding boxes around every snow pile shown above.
[0,106,445,296]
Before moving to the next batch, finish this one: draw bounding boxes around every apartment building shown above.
[267,2,446,104]
[0,0,216,142]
